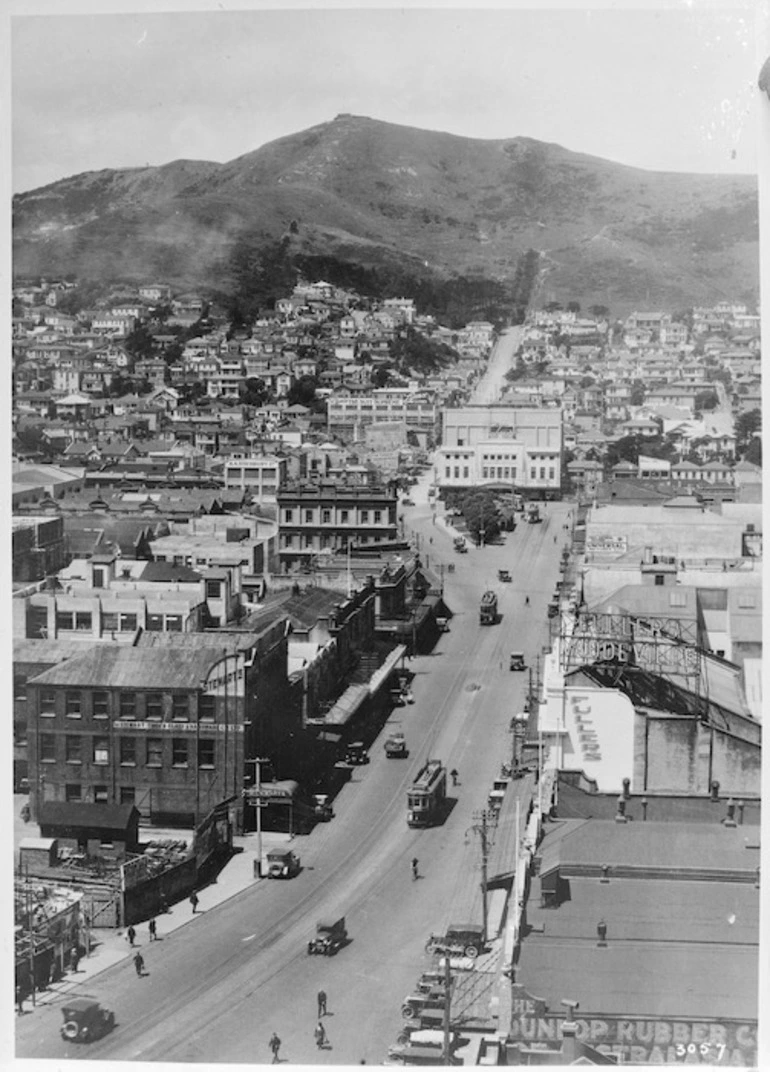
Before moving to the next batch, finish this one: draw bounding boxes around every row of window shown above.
[446,465,557,482]
[280,532,392,550]
[39,691,216,721]
[52,611,186,633]
[40,734,216,768]
[282,508,387,524]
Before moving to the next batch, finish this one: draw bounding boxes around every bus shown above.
[407,760,447,827]
[480,590,498,625]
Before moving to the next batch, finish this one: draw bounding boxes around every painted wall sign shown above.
[509,986,756,1066]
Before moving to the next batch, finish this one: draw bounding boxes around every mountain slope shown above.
[12,114,759,313]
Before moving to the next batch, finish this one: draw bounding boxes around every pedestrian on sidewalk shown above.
[317,989,327,1017]
[133,952,145,977]
[411,857,419,881]
[126,925,136,947]
[148,918,157,941]
[16,986,25,1016]
[268,1032,281,1063]
[70,945,81,972]
[314,1021,327,1049]
[190,891,199,914]
[450,768,459,787]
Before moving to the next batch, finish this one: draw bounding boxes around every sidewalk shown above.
[18,817,291,1008]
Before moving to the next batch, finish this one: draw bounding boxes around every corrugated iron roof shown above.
[29,645,225,689]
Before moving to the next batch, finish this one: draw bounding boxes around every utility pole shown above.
[442,953,452,1063]
[467,810,491,943]
[244,757,266,876]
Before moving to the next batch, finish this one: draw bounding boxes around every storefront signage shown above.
[114,721,243,733]
[509,986,756,1065]
[243,784,296,801]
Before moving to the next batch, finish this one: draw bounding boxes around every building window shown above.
[198,739,215,768]
[165,615,183,632]
[304,509,313,523]
[322,510,331,524]
[463,467,469,479]
[102,612,119,633]
[120,613,138,632]
[530,468,536,480]
[120,786,135,805]
[360,510,368,523]
[146,738,163,767]
[374,510,382,524]
[445,467,450,478]
[120,693,137,719]
[199,695,215,722]
[66,736,82,764]
[40,691,56,717]
[40,734,56,762]
[65,784,82,802]
[340,510,349,523]
[206,580,222,599]
[92,567,105,589]
[172,695,189,722]
[75,612,92,631]
[93,737,109,765]
[56,611,74,631]
[540,467,546,480]
[654,574,665,586]
[94,784,109,803]
[146,693,163,721]
[66,692,82,718]
[172,738,188,768]
[549,468,555,481]
[146,613,164,632]
[92,692,109,719]
[120,738,137,766]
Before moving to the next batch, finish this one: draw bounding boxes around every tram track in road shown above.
[77,603,498,1061]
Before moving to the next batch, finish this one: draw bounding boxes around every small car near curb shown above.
[384,733,408,758]
[266,847,301,879]
[307,917,348,956]
[60,999,115,1043]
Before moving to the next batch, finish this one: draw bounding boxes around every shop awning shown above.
[320,683,370,728]
[368,644,408,696]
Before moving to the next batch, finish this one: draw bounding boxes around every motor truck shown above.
[479,590,498,625]
[266,847,301,879]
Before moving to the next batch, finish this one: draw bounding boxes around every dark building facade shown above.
[26,622,290,830]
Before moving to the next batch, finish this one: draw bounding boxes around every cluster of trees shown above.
[390,326,456,374]
[455,488,505,545]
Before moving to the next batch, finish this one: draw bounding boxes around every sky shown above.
[9,1,765,194]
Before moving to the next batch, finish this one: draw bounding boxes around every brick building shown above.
[26,622,290,830]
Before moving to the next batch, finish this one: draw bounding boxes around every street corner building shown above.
[25,621,290,830]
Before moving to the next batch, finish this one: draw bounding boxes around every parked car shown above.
[345,741,369,765]
[307,917,348,956]
[498,569,512,582]
[509,652,526,671]
[312,794,334,821]
[402,497,415,506]
[60,999,115,1043]
[266,847,301,879]
[424,922,485,960]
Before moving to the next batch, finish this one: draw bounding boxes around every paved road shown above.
[470,326,523,405]
[17,502,567,1064]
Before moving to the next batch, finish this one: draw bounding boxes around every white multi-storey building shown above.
[435,406,563,497]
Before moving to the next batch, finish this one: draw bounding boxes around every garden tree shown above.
[710,368,732,387]
[579,375,596,388]
[694,391,719,413]
[505,357,527,381]
[457,489,504,545]
[735,409,761,444]
[240,377,269,407]
[390,326,456,374]
[744,437,762,466]
[109,372,134,397]
[161,339,184,366]
[629,383,646,406]
[372,364,392,388]
[588,304,610,320]
[124,324,157,362]
[566,301,581,314]
[544,301,562,312]
[287,375,326,414]
[14,423,51,459]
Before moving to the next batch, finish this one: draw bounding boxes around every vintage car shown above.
[509,651,526,672]
[384,733,408,758]
[424,923,485,960]
[266,847,301,879]
[497,569,512,582]
[345,741,369,765]
[401,986,449,1021]
[307,917,348,956]
[312,794,334,821]
[60,999,115,1043]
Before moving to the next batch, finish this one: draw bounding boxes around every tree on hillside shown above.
[694,391,719,413]
[240,377,269,407]
[589,304,610,320]
[735,408,761,444]
[566,301,581,314]
[744,437,762,466]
